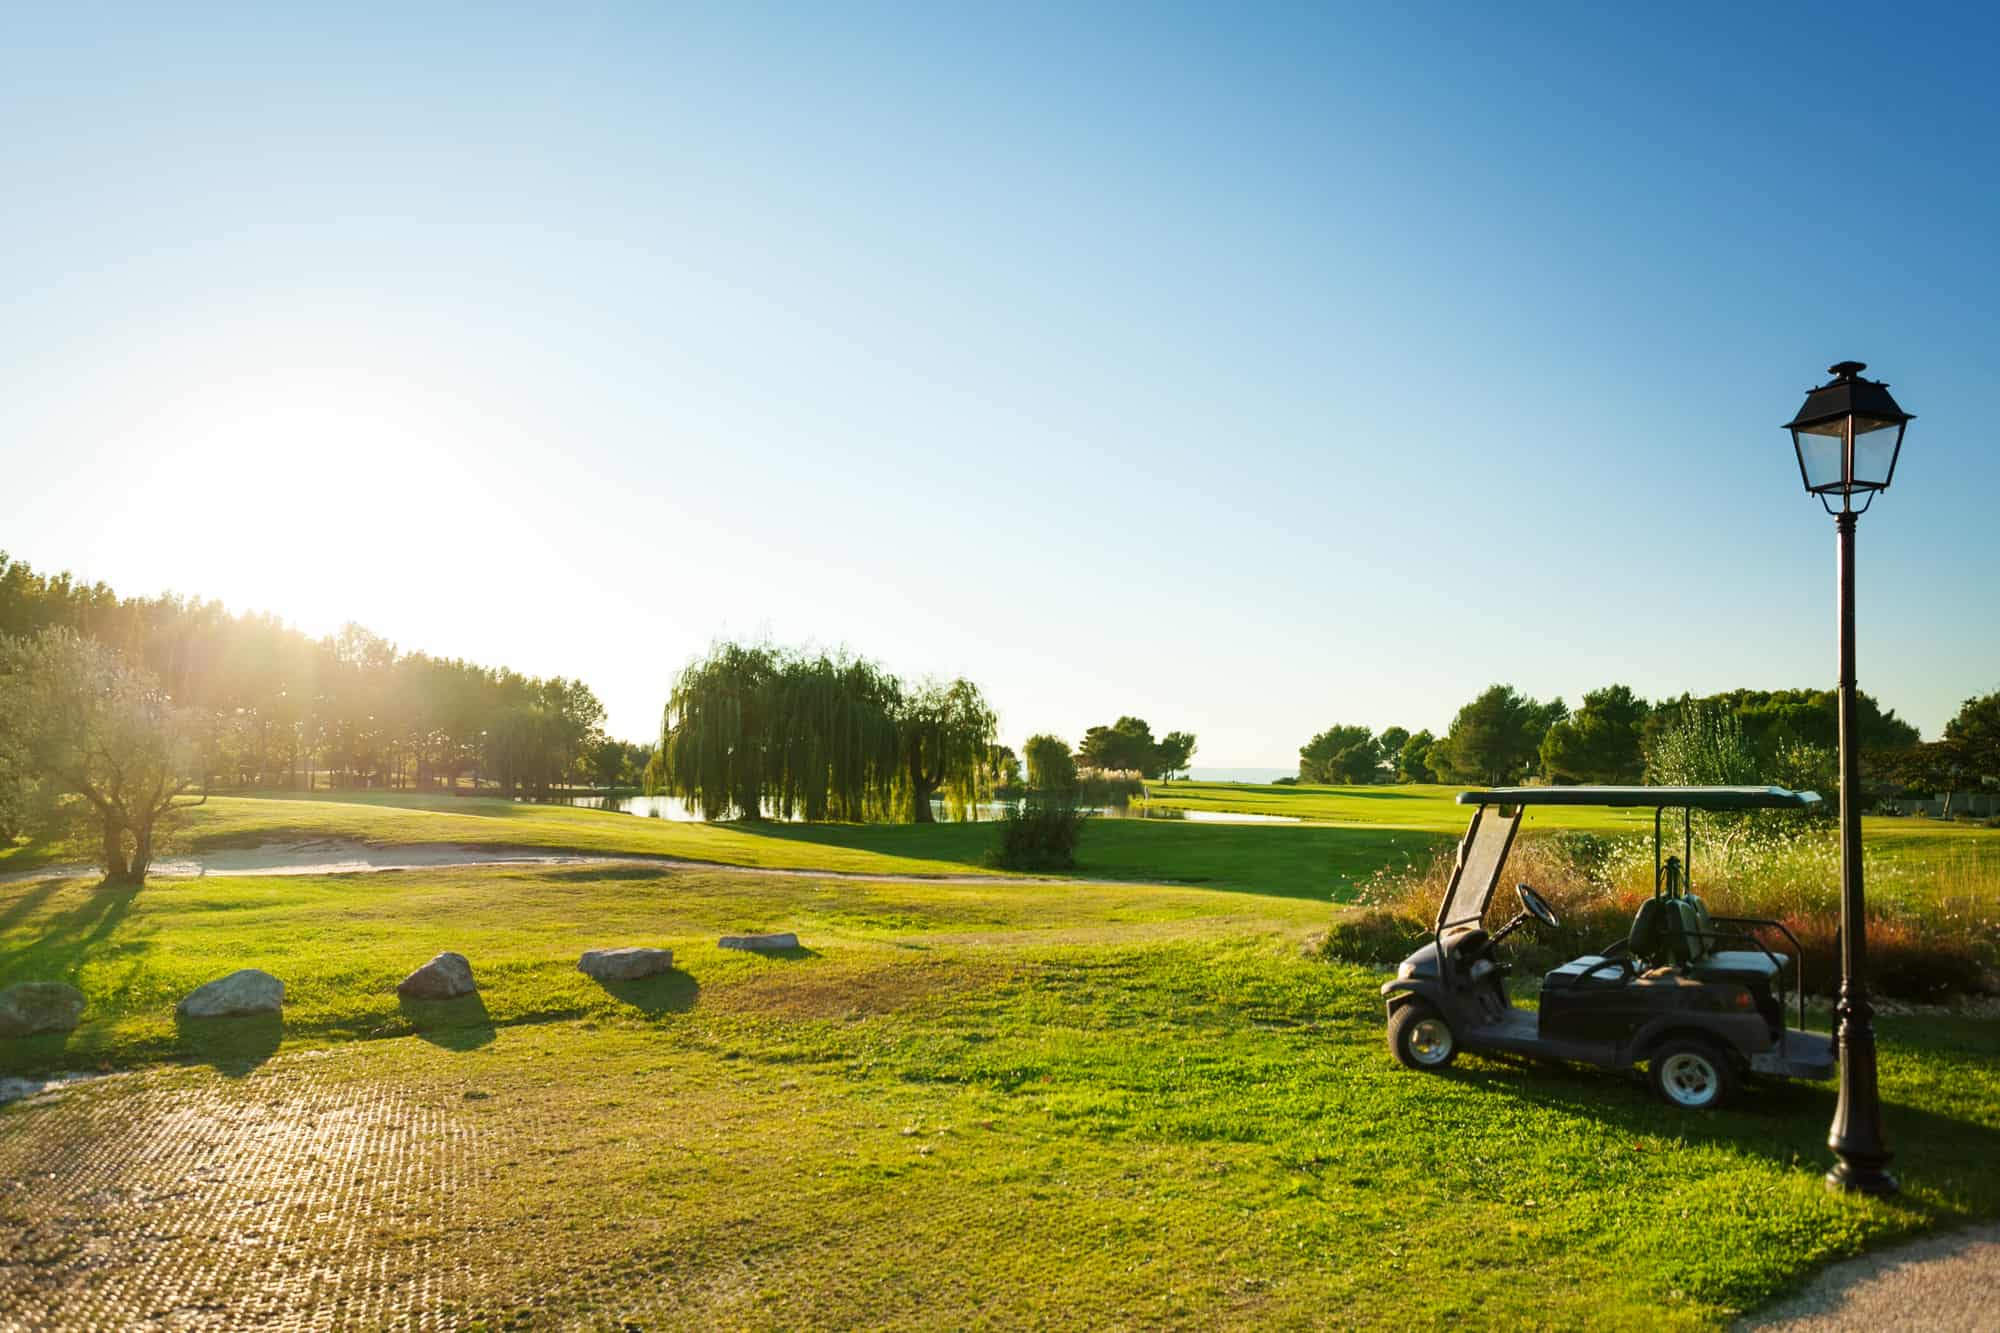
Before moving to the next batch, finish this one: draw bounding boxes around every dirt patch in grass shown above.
[709,956,1010,1020]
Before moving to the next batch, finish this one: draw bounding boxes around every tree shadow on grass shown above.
[398,992,497,1051]
[715,819,991,870]
[594,969,700,1016]
[0,877,70,935]
[0,879,141,987]
[174,1011,282,1077]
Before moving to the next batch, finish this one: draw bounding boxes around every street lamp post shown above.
[1784,360,1912,1198]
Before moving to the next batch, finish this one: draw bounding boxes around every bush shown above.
[987,791,1087,871]
[1305,908,1425,964]
[1775,911,1988,1004]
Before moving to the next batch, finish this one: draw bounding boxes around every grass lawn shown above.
[3,863,1998,1327]
[2,791,1454,902]
[5,789,1989,910]
[1141,780,1646,829]
[1148,778,2000,839]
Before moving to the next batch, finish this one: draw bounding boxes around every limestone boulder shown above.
[397,952,476,1000]
[0,982,85,1038]
[578,947,673,982]
[718,932,800,953]
[176,969,285,1019]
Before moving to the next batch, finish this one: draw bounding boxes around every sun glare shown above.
[127,364,506,633]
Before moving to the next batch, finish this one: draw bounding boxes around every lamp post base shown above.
[1826,1160,1899,1197]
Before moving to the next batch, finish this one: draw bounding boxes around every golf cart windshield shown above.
[1436,804,1522,932]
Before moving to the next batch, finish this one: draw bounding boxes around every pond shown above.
[567,795,1299,825]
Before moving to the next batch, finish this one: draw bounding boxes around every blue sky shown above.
[3,4,1996,763]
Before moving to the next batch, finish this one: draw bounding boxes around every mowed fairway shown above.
[1147,778,2000,841]
[4,854,2000,1328]
[0,791,1453,902]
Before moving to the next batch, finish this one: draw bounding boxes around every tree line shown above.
[0,551,631,798]
[1293,681,1995,801]
[1016,717,1198,790]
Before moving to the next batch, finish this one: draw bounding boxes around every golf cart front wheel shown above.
[1388,1002,1457,1070]
[1648,1039,1737,1110]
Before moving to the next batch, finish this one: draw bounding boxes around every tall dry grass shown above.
[1316,823,1996,1002]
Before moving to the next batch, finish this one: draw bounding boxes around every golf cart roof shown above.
[1456,785,1821,811]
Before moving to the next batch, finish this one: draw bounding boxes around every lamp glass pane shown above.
[1850,416,1902,489]
[1793,422,1847,492]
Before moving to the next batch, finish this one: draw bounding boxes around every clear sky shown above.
[3,4,1996,763]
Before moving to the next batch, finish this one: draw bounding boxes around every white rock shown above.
[578,947,673,981]
[397,952,476,1000]
[718,932,800,953]
[176,969,284,1018]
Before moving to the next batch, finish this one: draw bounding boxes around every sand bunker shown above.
[0,840,630,883]
[0,839,1127,889]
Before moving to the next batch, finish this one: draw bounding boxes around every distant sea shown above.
[1183,767,1291,785]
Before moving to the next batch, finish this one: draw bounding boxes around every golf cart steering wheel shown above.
[1516,882,1560,930]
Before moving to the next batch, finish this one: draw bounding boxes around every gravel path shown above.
[1740,1222,2000,1331]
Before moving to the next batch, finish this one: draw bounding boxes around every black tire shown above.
[1387,1002,1458,1070]
[1647,1038,1737,1110]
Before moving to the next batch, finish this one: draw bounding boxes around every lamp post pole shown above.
[1825,505,1896,1196]
[1784,361,1910,1197]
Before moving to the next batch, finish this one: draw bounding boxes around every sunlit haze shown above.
[5,5,1997,762]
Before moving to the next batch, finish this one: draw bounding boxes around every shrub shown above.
[987,791,1087,871]
[1305,908,1425,964]
[1774,911,1988,1004]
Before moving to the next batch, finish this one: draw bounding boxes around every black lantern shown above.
[1785,361,1913,511]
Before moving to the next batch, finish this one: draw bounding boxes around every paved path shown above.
[1741,1222,2000,1331]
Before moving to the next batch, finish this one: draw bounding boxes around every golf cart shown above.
[1380,786,1835,1109]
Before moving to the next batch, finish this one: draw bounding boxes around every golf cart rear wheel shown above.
[1388,1002,1457,1070]
[1648,1039,1737,1110]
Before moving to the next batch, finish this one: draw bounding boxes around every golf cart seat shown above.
[1688,951,1785,983]
[1671,894,1791,983]
[1542,896,1677,990]
[1542,955,1633,989]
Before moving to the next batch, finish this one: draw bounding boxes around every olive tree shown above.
[0,628,207,884]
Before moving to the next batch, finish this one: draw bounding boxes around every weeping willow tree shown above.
[652,642,780,819]
[763,653,901,820]
[898,678,998,823]
[653,643,995,823]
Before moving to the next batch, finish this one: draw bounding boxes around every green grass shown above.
[6,787,1988,909]
[1147,778,2000,838]
[3,791,1453,902]
[3,862,1997,1327]
[1142,780,1646,829]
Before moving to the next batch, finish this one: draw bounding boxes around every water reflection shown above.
[576,795,1297,825]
